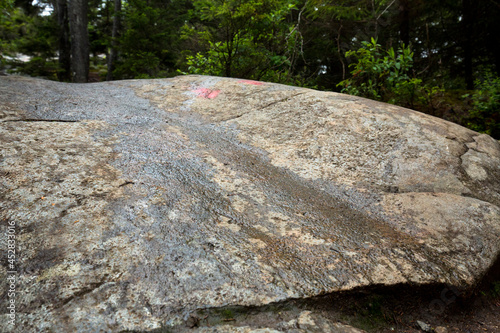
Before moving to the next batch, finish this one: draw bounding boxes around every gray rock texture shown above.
[0,75,499,332]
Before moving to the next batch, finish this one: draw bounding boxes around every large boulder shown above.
[0,75,499,332]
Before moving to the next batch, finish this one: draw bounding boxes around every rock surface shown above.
[0,75,499,332]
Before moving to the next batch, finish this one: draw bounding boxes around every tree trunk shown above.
[463,0,474,90]
[398,0,410,45]
[68,0,89,83]
[107,0,121,81]
[487,3,500,77]
[56,0,71,81]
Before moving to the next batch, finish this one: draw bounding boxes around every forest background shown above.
[1,0,499,138]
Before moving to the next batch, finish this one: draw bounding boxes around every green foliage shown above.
[116,51,163,79]
[480,280,500,299]
[492,281,500,298]
[182,49,222,76]
[338,38,444,110]
[179,0,304,85]
[0,1,15,67]
[338,38,414,100]
[0,5,57,75]
[88,0,112,57]
[307,0,374,21]
[113,0,191,79]
[2,7,56,56]
[467,70,500,139]
[1,7,24,57]
[113,0,164,79]
[11,56,59,79]
[0,0,14,31]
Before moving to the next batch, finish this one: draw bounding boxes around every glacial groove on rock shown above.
[0,75,499,332]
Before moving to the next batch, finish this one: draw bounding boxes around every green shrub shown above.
[11,57,59,79]
[338,38,443,110]
[113,51,162,79]
[467,70,500,139]
[338,38,413,100]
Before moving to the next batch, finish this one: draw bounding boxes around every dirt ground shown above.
[181,260,499,333]
[167,272,499,333]
[327,281,500,333]
[320,259,500,333]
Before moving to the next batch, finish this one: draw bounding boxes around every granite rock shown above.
[0,75,499,332]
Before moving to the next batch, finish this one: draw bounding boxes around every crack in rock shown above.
[1,118,80,123]
[258,92,306,110]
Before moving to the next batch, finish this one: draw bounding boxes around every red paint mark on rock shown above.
[193,88,220,99]
[238,80,264,86]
